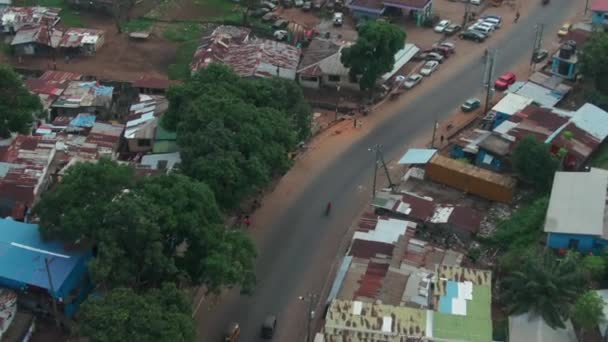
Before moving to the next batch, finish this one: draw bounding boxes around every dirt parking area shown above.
[8,13,178,82]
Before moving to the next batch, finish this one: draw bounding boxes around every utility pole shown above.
[482,48,496,114]
[430,120,438,148]
[585,0,590,15]
[299,293,317,342]
[369,144,394,198]
[462,1,471,28]
[335,84,341,121]
[530,24,544,71]
[45,257,60,328]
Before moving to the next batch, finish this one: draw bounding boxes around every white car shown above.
[470,0,481,5]
[434,20,451,33]
[333,12,344,26]
[403,73,423,89]
[420,61,439,76]
[273,30,288,41]
[294,0,304,6]
[483,17,501,28]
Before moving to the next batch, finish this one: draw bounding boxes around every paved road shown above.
[199,1,579,340]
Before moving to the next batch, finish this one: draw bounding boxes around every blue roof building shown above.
[0,219,92,317]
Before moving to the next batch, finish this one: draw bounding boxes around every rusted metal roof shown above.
[190,25,251,73]
[222,39,301,79]
[58,28,104,48]
[0,6,60,32]
[51,81,113,109]
[298,38,341,74]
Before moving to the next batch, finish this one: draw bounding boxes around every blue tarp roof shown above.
[0,219,88,295]
[69,113,96,128]
[398,148,437,165]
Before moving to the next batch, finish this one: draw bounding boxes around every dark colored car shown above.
[444,24,462,36]
[459,30,486,42]
[251,7,270,17]
[494,71,516,90]
[272,19,289,29]
[282,0,293,7]
[532,49,548,63]
[261,316,277,339]
[431,43,455,57]
[461,98,481,112]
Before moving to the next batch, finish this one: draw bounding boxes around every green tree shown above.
[241,0,257,24]
[340,21,406,90]
[36,161,256,292]
[580,32,608,94]
[501,251,585,329]
[35,159,135,241]
[0,64,42,138]
[511,135,559,193]
[582,254,607,281]
[164,64,305,207]
[78,283,196,342]
[572,291,605,341]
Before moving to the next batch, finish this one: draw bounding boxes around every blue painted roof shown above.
[0,219,88,295]
[398,148,437,165]
[69,113,96,128]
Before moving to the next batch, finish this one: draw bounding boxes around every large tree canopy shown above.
[341,21,406,90]
[511,135,559,193]
[35,160,256,293]
[501,251,585,329]
[163,64,310,207]
[0,64,42,138]
[78,283,196,342]
[580,32,608,94]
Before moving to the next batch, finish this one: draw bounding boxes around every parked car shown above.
[472,23,493,35]
[262,12,278,21]
[532,49,548,63]
[434,19,451,33]
[274,30,288,41]
[444,24,461,36]
[294,0,304,6]
[252,7,270,17]
[494,72,516,90]
[261,316,277,339]
[459,30,486,42]
[333,12,344,26]
[302,1,311,9]
[461,98,481,112]
[425,51,445,63]
[261,1,277,10]
[272,19,289,29]
[432,45,453,57]
[470,0,481,5]
[403,73,423,89]
[224,322,240,342]
[481,14,502,21]
[420,61,439,76]
[482,17,501,28]
[282,0,293,7]
[558,22,571,37]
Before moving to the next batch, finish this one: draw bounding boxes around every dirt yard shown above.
[9,13,178,82]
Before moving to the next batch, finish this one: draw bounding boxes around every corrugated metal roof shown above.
[298,39,341,73]
[429,155,517,188]
[592,0,608,12]
[571,103,608,141]
[381,44,420,82]
[51,81,113,109]
[398,148,437,165]
[508,81,569,108]
[491,93,534,116]
[190,25,251,73]
[58,28,104,48]
[544,168,608,237]
[222,39,301,80]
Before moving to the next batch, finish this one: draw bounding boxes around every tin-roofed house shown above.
[58,28,105,57]
[125,94,168,154]
[0,218,93,317]
[25,71,82,116]
[50,81,114,119]
[10,25,62,56]
[545,168,608,253]
[0,6,60,34]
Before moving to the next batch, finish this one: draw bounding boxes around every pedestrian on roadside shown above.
[244,215,251,228]
[514,11,520,23]
[440,135,444,144]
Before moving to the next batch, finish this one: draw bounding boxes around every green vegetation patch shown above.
[163,23,203,42]
[167,40,198,81]
[592,143,608,170]
[123,18,155,32]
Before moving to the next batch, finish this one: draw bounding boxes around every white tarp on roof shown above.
[571,103,608,141]
[352,218,412,244]
[381,44,420,82]
[491,93,534,116]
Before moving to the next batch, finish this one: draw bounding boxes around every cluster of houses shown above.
[189,25,420,91]
[1,6,104,57]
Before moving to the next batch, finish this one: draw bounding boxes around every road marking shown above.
[192,286,206,318]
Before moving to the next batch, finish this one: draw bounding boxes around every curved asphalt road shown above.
[199,1,579,340]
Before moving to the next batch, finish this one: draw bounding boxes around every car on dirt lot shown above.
[424,51,444,63]
[262,12,278,21]
[282,0,293,7]
[333,12,344,26]
[272,19,289,29]
[459,30,487,42]
[461,98,481,112]
[532,49,548,63]
[403,73,423,89]
[274,30,288,41]
[302,1,311,9]
[294,0,303,6]
[261,1,277,10]
[444,24,461,36]
[494,72,516,90]
[252,7,270,17]
[434,19,451,33]
[420,61,439,76]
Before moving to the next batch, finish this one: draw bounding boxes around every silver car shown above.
[420,61,439,76]
[403,73,423,89]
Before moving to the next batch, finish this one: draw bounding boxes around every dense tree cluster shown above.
[580,32,608,110]
[35,159,256,293]
[341,21,406,90]
[163,64,311,207]
[78,283,196,342]
[0,65,42,138]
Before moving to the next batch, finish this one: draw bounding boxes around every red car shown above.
[494,72,516,91]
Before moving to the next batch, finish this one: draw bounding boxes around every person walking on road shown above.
[244,215,251,228]
[514,11,520,23]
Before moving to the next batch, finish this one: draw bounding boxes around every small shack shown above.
[425,155,516,203]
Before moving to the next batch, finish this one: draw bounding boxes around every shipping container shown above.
[425,155,516,203]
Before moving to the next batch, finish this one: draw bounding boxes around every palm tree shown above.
[501,251,585,329]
